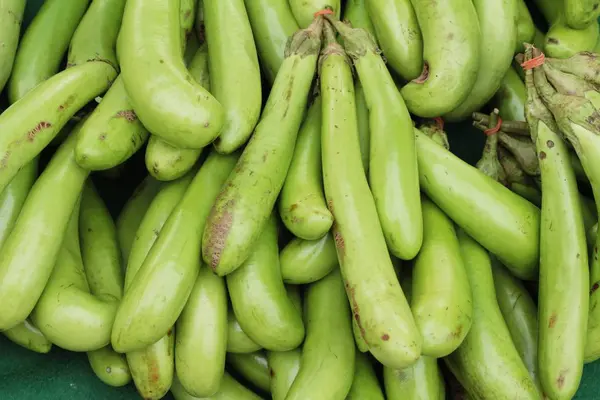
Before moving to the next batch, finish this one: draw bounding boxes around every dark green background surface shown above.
[1,1,600,399]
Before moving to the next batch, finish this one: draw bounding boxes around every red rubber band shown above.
[521,53,545,70]
[434,117,444,131]
[314,8,334,17]
[484,117,503,136]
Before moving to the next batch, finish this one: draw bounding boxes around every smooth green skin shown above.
[545,16,599,59]
[354,80,370,173]
[75,76,149,171]
[444,0,517,121]
[0,159,38,250]
[285,269,355,400]
[586,121,600,363]
[31,199,119,352]
[80,184,131,387]
[347,352,384,400]
[536,122,588,400]
[279,98,333,240]
[176,267,228,397]
[492,261,543,394]
[226,215,305,351]
[67,0,126,68]
[267,348,301,400]
[515,0,536,53]
[444,230,539,400]
[415,130,540,281]
[384,356,444,400]
[412,197,472,358]
[244,0,299,84]
[565,0,600,29]
[494,66,527,122]
[124,174,195,290]
[289,0,340,28]
[171,373,262,400]
[343,0,376,38]
[80,181,124,300]
[0,126,90,331]
[587,239,600,362]
[533,0,599,57]
[144,134,201,182]
[113,153,238,353]
[321,46,420,369]
[80,206,131,383]
[87,346,131,387]
[146,44,210,181]
[115,176,163,266]
[127,332,175,400]
[0,61,117,194]
[118,0,224,150]
[349,38,422,261]
[279,233,337,284]
[2,319,52,354]
[204,0,262,153]
[227,352,271,393]
[121,179,181,400]
[7,0,89,103]
[227,312,263,353]
[365,0,422,81]
[0,0,26,92]
[400,0,480,117]
[202,30,319,276]
[120,176,192,398]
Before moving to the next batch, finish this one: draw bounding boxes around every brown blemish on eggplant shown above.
[548,313,557,328]
[99,134,107,141]
[334,229,345,260]
[289,203,298,212]
[206,198,235,271]
[539,151,546,160]
[27,121,52,142]
[269,368,275,377]
[327,199,334,214]
[381,334,390,341]
[1,151,11,169]
[115,110,137,122]
[58,94,76,111]
[547,37,559,45]
[412,62,429,84]
[167,328,173,336]
[556,369,568,389]
[450,324,463,339]
[591,282,599,295]
[346,282,368,344]
[547,140,554,148]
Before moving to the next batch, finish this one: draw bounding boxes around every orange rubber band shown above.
[434,117,444,131]
[314,8,334,17]
[521,53,545,70]
[484,117,503,136]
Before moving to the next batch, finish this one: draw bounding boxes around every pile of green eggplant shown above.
[1,0,600,399]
